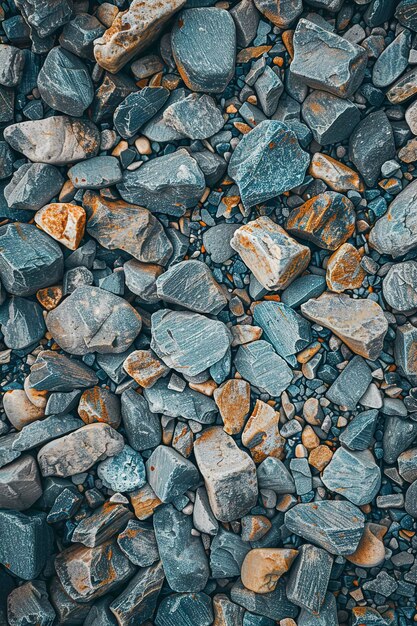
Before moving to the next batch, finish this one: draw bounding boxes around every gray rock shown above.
[326,355,372,409]
[144,378,217,423]
[151,309,231,377]
[155,592,213,626]
[365,0,398,27]
[7,580,56,626]
[118,149,205,216]
[286,544,333,614]
[202,223,240,263]
[254,66,284,117]
[281,274,326,308]
[192,150,227,187]
[0,296,45,349]
[383,261,417,311]
[110,561,165,626]
[290,458,312,496]
[68,156,122,189]
[395,324,417,384]
[291,18,367,98]
[339,410,379,451]
[383,417,417,464]
[230,0,260,47]
[156,259,226,314]
[46,286,142,355]
[28,350,98,391]
[302,90,360,144]
[92,71,136,124]
[4,116,100,165]
[253,0,302,27]
[0,433,22,469]
[48,577,90,624]
[15,0,73,38]
[399,448,417,482]
[284,500,365,555]
[349,111,396,187]
[97,445,146,493]
[121,389,161,451]
[117,520,159,567]
[210,528,250,578]
[0,44,24,87]
[214,596,245,626]
[142,88,190,143]
[124,260,162,303]
[4,163,64,211]
[146,445,199,502]
[0,455,42,511]
[0,510,53,579]
[59,14,105,59]
[253,301,311,363]
[228,120,309,208]
[194,426,258,522]
[114,87,169,139]
[163,93,224,139]
[373,29,411,88]
[71,502,132,547]
[363,571,398,597]
[0,222,63,297]
[0,141,13,180]
[396,0,417,30]
[171,8,236,93]
[37,47,94,116]
[322,447,381,505]
[193,486,219,535]
[298,592,338,626]
[235,340,293,396]
[80,597,115,626]
[405,480,417,517]
[153,504,210,592]
[257,457,295,494]
[230,579,298,621]
[37,423,125,477]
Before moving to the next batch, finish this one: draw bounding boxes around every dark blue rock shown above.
[0,296,46,349]
[114,87,170,139]
[339,410,379,451]
[121,389,162,451]
[155,592,213,626]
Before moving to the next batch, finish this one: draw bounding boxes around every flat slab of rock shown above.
[253,301,311,361]
[144,378,217,423]
[235,340,293,396]
[11,415,84,452]
[322,447,381,505]
[228,120,309,208]
[301,292,388,360]
[286,543,333,614]
[326,355,372,409]
[28,350,98,392]
[68,156,122,189]
[194,426,258,522]
[4,162,64,211]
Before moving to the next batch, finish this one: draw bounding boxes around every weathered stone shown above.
[257,457,295,494]
[241,548,298,594]
[0,297,46,350]
[12,415,83,452]
[230,579,298,621]
[398,448,417,483]
[286,543,333,615]
[72,503,132,547]
[84,191,173,266]
[37,423,124,477]
[0,222,63,297]
[373,29,411,88]
[118,149,205,215]
[395,324,417,384]
[213,594,245,626]
[15,0,72,38]
[349,111,395,187]
[210,528,250,578]
[383,261,417,311]
[146,445,199,502]
[130,483,162,521]
[163,93,224,139]
[59,14,105,59]
[309,152,364,192]
[326,355,372,409]
[114,87,169,139]
[46,286,142,355]
[94,0,186,73]
[301,292,388,360]
[118,520,159,567]
[193,486,218,536]
[123,350,169,389]
[285,500,365,555]
[34,203,86,251]
[339,410,378,451]
[298,592,338,626]
[142,88,190,143]
[4,116,100,165]
[253,0,301,26]
[171,8,236,93]
[124,260,162,303]
[396,0,417,30]
[0,455,42,511]
[228,120,309,208]
[322,447,381,505]
[155,592,213,626]
[387,66,417,104]
[3,389,45,430]
[98,445,146,492]
[213,378,250,435]
[55,539,135,603]
[194,426,258,522]
[144,377,217,423]
[121,389,162,451]
[405,480,417,517]
[326,243,365,293]
[291,18,367,98]
[231,217,310,291]
[281,274,326,308]
[302,90,360,145]
[77,386,120,429]
[92,71,136,123]
[235,340,293,396]
[241,515,271,543]
[253,301,311,363]
[7,580,56,626]
[28,350,98,392]
[346,522,387,568]
[193,149,227,186]
[68,156,122,189]
[153,504,210,592]
[242,400,285,463]
[110,561,165,625]
[0,44,24,87]
[383,417,417,464]
[5,163,64,211]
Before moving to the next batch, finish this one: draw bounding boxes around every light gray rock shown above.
[202,223,240,263]
[121,389,162,451]
[193,486,219,535]
[146,445,199,502]
[163,93,225,139]
[7,580,56,626]
[322,447,381,505]
[68,156,122,189]
[383,261,417,311]
[326,355,373,409]
[143,378,217,423]
[253,301,311,362]
[235,340,293,396]
[0,296,46,350]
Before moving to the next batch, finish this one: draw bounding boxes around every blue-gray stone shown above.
[284,501,365,555]
[68,156,122,189]
[235,340,293,396]
[322,447,381,505]
[71,503,132,547]
[254,0,302,27]
[230,0,259,47]
[0,222,63,296]
[202,223,239,264]
[12,415,83,452]
[4,163,64,211]
[118,149,205,216]
[121,389,161,451]
[192,150,227,187]
[243,613,275,626]
[28,350,98,391]
[114,87,169,139]
[0,433,21,469]
[37,47,94,116]
[349,111,396,187]
[142,88,190,143]
[302,90,360,144]
[7,580,56,626]
[395,323,417,384]
[253,301,311,362]
[0,455,42,511]
[290,458,312,496]
[153,505,210,592]
[281,274,326,308]
[155,592,213,626]
[339,410,379,451]
[255,66,283,117]
[210,528,251,578]
[117,519,159,567]
[59,14,106,60]
[123,259,162,303]
[146,445,199,502]
[163,92,225,139]
[0,141,13,180]
[46,487,83,524]
[257,457,295,494]
[171,8,236,93]
[0,296,45,349]
[110,561,165,626]
[0,44,25,87]
[228,120,309,208]
[144,377,217,423]
[383,417,417,464]
[97,445,146,493]
[15,0,73,38]
[396,0,417,29]
[231,579,298,621]
[383,261,417,311]
[298,592,338,626]
[373,29,411,88]
[326,355,372,410]
[365,0,397,26]
[286,543,333,615]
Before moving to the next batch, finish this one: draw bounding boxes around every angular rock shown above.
[322,447,381,505]
[349,111,396,187]
[78,386,121,429]
[230,0,259,47]
[0,455,42,511]
[298,592,338,626]
[309,152,364,192]
[302,90,360,145]
[194,426,258,522]
[110,562,165,625]
[7,580,56,626]
[326,243,365,293]
[4,163,64,211]
[146,445,199,502]
[121,389,162,451]
[210,528,250,578]
[405,480,417,517]
[142,88,190,143]
[285,500,365,555]
[383,417,417,464]
[213,378,250,435]
[123,350,169,389]
[46,286,142,355]
[398,448,417,483]
[231,217,311,291]
[286,543,333,615]
[242,400,285,463]
[213,595,245,626]
[118,520,159,567]
[253,0,302,27]
[0,44,24,87]
[37,423,124,477]
[28,350,98,392]
[257,457,295,494]
[340,410,379,451]
[12,415,83,452]
[68,156,122,189]
[281,274,326,308]
[301,293,388,360]
[228,120,309,208]
[291,18,367,98]
[193,149,227,186]
[114,87,169,139]
[153,504,209,592]
[98,445,146,492]
[144,377,217,423]
[373,29,411,88]
[171,8,236,93]
[59,14,105,59]
[118,149,205,215]
[124,260,163,303]
[230,579,298,621]
[383,261,417,311]
[15,0,72,38]
[395,324,417,384]
[326,355,372,409]
[163,93,224,139]
[35,203,86,250]
[253,301,311,362]
[155,592,213,626]
[71,502,132,547]
[235,340,293,396]
[4,116,100,165]
[0,296,46,350]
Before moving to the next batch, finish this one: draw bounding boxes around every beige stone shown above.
[242,400,284,463]
[123,349,169,388]
[3,389,45,430]
[241,548,298,594]
[213,378,250,435]
[346,523,387,567]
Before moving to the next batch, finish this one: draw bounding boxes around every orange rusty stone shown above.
[213,378,251,435]
[282,30,294,58]
[301,425,320,450]
[242,399,285,463]
[326,243,365,293]
[231,324,263,346]
[34,203,86,250]
[346,522,387,568]
[398,138,417,163]
[123,349,169,388]
[309,445,333,472]
[78,386,121,429]
[387,68,417,104]
[296,341,322,364]
[241,548,298,594]
[309,153,364,193]
[188,379,218,397]
[36,285,63,311]
[236,45,272,63]
[241,514,272,541]
[130,483,162,520]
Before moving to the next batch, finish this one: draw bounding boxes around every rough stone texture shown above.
[326,243,365,293]
[68,156,122,189]
[114,87,170,139]
[298,592,338,626]
[309,152,364,192]
[110,562,165,625]
[194,426,258,522]
[144,378,217,423]
[302,90,360,144]
[11,415,84,452]
[326,355,372,409]
[146,445,200,502]
[35,203,86,251]
[0,296,46,350]
[7,580,56,626]
[213,378,250,435]
[71,503,132,547]
[373,29,411,88]
[346,522,387,568]
[395,324,417,384]
[322,447,381,505]
[155,592,213,626]
[339,409,379,451]
[98,445,146,492]
[286,543,333,615]
[241,548,298,594]
[28,350,98,392]
[383,261,417,311]
[117,519,159,567]
[230,579,298,621]
[0,455,42,510]
[228,120,309,208]
[349,111,396,187]
[4,163,64,211]
[242,400,285,463]
[253,301,311,362]
[235,340,293,396]
[163,93,225,139]
[123,350,169,389]
[254,0,302,27]
[121,389,162,450]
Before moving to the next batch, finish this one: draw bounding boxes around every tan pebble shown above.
[189,379,218,397]
[295,443,308,457]
[112,140,128,157]
[276,493,296,512]
[213,379,250,435]
[297,341,322,363]
[134,136,152,155]
[3,389,45,430]
[130,483,162,520]
[399,138,417,163]
[281,620,297,626]
[326,243,365,293]
[309,445,333,472]
[24,376,48,409]
[95,2,119,27]
[242,400,285,463]
[231,324,263,346]
[35,203,86,250]
[303,397,323,426]
[302,425,320,450]
[241,548,298,594]
[236,46,272,64]
[346,522,387,567]
[123,349,169,388]
[309,152,364,192]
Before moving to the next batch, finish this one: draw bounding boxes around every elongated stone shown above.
[284,501,365,555]
[12,415,83,452]
[349,111,395,187]
[84,191,172,266]
[153,504,209,592]
[395,324,417,384]
[231,579,298,621]
[72,503,132,548]
[309,152,364,192]
[37,423,124,477]
[0,455,42,511]
[68,156,122,189]
[4,163,64,211]
[384,417,417,464]
[322,447,381,505]
[291,18,367,98]
[286,544,333,615]
[387,67,417,104]
[47,286,142,355]
[114,87,170,139]
[110,562,165,625]
[231,217,310,291]
[339,410,379,451]
[0,44,24,87]
[235,340,293,396]
[0,296,46,350]
[242,400,285,463]
[144,378,217,423]
[228,120,309,208]
[121,389,162,451]
[326,355,372,409]
[117,520,159,567]
[118,149,205,215]
[213,378,250,435]
[94,0,186,73]
[4,116,100,165]
[28,350,98,391]
[373,29,412,88]
[171,8,236,93]
[156,259,226,314]
[146,445,199,502]
[194,426,258,522]
[301,293,388,360]
[155,592,213,626]
[7,580,56,626]
[326,243,365,293]
[253,301,311,362]
[302,90,360,144]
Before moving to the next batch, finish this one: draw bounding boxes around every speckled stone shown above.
[114,87,170,139]
[7,580,56,626]
[163,92,225,139]
[155,592,213,626]
[117,519,159,567]
[97,445,146,492]
[383,261,417,311]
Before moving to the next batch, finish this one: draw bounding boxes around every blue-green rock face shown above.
[228,120,309,208]
[0,296,46,349]
[4,162,64,210]
[339,410,379,451]
[114,87,169,139]
[322,447,381,505]
[97,445,146,492]
[68,156,122,189]
[253,300,311,362]
[155,592,213,626]
[235,340,293,396]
